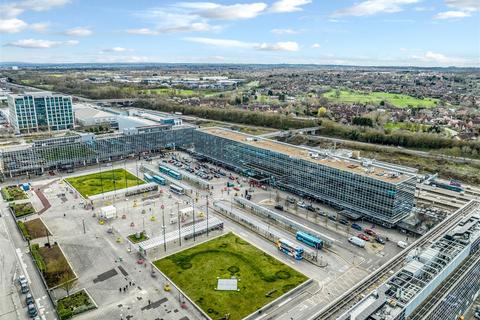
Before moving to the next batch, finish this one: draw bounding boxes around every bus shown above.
[159,165,170,175]
[170,184,184,195]
[277,238,303,260]
[144,173,153,182]
[296,231,323,249]
[152,175,166,185]
[168,169,182,180]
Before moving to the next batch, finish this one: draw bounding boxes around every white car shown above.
[18,275,27,286]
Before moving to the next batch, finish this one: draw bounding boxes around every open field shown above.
[154,232,308,320]
[66,169,144,197]
[56,289,96,320]
[31,243,76,289]
[10,202,35,217]
[1,185,27,201]
[18,218,51,240]
[323,89,439,108]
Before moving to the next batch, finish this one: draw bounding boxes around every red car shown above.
[364,229,377,236]
[357,233,370,241]
[233,187,240,191]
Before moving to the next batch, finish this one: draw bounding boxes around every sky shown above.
[0,0,479,67]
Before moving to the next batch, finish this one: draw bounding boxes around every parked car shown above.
[286,197,295,204]
[348,236,366,248]
[21,283,29,294]
[297,201,306,208]
[246,194,252,200]
[357,233,370,241]
[351,223,362,231]
[375,236,386,244]
[364,228,377,236]
[328,215,337,221]
[274,205,284,211]
[317,211,327,217]
[25,293,34,305]
[306,204,315,212]
[338,219,348,225]
[18,275,27,286]
[27,303,37,317]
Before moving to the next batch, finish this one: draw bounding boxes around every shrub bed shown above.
[1,186,27,202]
[10,202,35,218]
[56,289,96,320]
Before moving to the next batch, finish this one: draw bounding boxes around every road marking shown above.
[277,297,292,307]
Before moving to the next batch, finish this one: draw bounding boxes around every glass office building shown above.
[7,92,74,134]
[193,127,417,226]
[0,125,194,177]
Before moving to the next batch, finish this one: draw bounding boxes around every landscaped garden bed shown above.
[10,202,35,218]
[1,185,27,202]
[17,218,51,240]
[127,231,149,243]
[56,289,96,320]
[154,232,308,320]
[30,243,76,289]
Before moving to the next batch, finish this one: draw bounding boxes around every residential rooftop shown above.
[199,127,416,184]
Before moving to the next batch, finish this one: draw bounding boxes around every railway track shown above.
[310,200,480,320]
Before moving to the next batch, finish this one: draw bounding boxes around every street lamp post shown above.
[177,202,181,246]
[162,204,166,252]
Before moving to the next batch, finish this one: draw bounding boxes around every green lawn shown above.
[66,169,144,198]
[323,89,439,108]
[154,233,308,320]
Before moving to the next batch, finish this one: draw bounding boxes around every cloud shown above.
[411,51,466,66]
[271,28,299,34]
[270,0,312,13]
[311,43,321,48]
[4,38,78,48]
[126,28,159,35]
[434,0,479,19]
[0,18,28,33]
[178,2,268,20]
[332,0,420,17]
[64,27,92,37]
[185,37,299,51]
[30,22,49,32]
[445,0,479,11]
[434,10,472,18]
[1,0,70,18]
[256,41,299,51]
[100,47,132,53]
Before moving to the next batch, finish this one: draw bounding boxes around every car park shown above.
[351,223,362,231]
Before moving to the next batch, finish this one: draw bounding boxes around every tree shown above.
[317,107,327,117]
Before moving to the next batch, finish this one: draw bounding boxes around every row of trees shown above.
[134,99,319,130]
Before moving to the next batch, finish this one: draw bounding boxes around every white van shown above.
[397,241,408,249]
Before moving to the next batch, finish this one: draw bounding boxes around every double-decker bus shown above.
[152,175,166,185]
[296,231,323,249]
[143,173,153,182]
[170,184,184,195]
[277,238,303,260]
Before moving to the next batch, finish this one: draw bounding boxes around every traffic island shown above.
[56,289,96,320]
[154,232,308,320]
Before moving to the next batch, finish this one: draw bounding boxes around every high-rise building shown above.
[7,92,74,134]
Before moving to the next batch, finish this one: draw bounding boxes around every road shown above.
[0,206,55,320]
